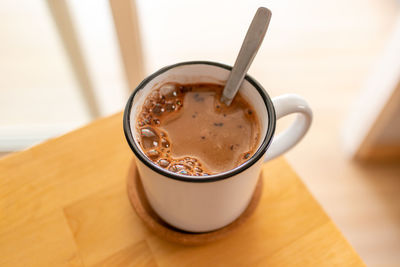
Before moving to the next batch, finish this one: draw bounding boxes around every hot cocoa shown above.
[136,83,260,176]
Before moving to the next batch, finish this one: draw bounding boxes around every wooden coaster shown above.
[127,161,263,245]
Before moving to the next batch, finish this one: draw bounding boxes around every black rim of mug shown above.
[123,61,276,183]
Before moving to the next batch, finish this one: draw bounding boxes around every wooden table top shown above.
[0,113,364,267]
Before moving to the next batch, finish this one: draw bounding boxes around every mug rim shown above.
[123,61,276,183]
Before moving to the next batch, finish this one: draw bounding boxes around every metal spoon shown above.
[221,7,272,106]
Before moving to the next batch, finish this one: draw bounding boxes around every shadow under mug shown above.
[123,61,312,233]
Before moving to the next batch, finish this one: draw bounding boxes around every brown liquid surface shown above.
[136,83,260,176]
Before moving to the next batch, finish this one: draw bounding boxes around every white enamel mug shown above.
[123,61,312,232]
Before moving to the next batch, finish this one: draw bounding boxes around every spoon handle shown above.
[221,7,272,106]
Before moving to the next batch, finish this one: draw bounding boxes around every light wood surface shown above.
[0,113,364,266]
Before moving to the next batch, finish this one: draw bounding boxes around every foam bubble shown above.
[165,102,176,112]
[160,84,177,98]
[140,127,159,149]
[158,159,170,168]
[161,138,170,148]
[147,149,159,159]
[152,103,163,116]
[143,99,154,110]
[150,90,161,100]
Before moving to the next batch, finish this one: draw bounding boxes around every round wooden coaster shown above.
[127,161,263,245]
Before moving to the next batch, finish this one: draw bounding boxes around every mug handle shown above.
[264,94,313,162]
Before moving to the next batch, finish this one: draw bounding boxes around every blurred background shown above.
[1,0,400,265]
